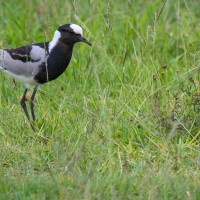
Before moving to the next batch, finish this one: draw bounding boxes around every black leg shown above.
[20,88,31,122]
[30,87,38,121]
[20,88,35,130]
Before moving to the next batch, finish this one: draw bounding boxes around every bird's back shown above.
[0,42,48,78]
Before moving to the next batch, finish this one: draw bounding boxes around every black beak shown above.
[80,36,92,46]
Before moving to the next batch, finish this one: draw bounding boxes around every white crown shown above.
[70,24,83,35]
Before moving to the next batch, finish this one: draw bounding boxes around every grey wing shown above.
[0,45,47,77]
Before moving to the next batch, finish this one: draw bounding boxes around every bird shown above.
[0,23,92,129]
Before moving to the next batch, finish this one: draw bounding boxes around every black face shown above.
[58,24,92,46]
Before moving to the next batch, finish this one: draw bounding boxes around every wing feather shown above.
[0,42,49,77]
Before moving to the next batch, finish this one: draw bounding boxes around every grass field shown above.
[0,0,199,199]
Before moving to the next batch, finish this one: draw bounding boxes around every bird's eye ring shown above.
[67,30,75,34]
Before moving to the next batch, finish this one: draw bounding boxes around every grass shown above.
[0,0,199,199]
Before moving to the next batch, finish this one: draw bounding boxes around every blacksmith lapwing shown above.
[0,23,92,129]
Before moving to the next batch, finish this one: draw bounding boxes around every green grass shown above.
[0,0,199,199]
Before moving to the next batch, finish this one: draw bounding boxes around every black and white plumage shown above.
[0,23,92,129]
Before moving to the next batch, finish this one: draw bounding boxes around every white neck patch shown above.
[49,30,61,53]
[70,24,83,35]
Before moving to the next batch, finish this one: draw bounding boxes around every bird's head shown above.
[57,24,92,46]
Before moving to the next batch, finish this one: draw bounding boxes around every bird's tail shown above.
[0,49,6,70]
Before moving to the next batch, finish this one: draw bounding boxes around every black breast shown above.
[34,42,73,84]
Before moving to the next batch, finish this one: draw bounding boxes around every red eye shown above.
[66,29,74,34]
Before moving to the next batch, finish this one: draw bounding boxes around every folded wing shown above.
[0,42,49,77]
